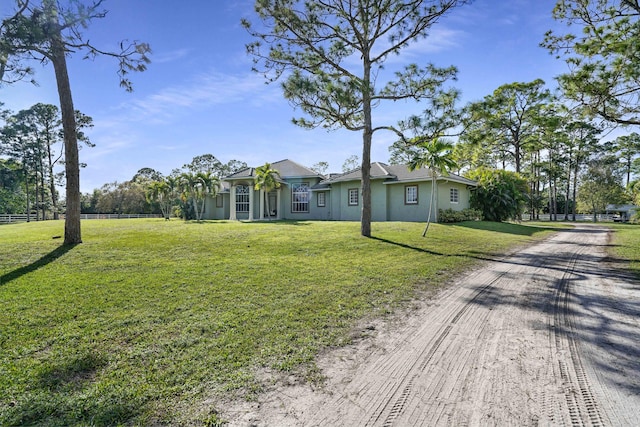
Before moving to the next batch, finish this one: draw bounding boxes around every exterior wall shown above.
[371,180,388,221]
[310,191,332,220]
[386,182,432,222]
[209,175,474,222]
[203,193,229,220]
[437,181,472,212]
[332,179,362,221]
[278,178,324,220]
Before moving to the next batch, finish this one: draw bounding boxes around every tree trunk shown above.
[34,165,40,220]
[25,172,31,222]
[265,190,271,221]
[360,60,373,238]
[564,163,571,221]
[423,175,437,237]
[46,135,59,220]
[47,3,81,244]
[572,162,578,221]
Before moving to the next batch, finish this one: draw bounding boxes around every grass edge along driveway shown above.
[1,219,629,426]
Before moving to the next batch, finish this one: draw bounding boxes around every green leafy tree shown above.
[462,79,551,173]
[577,155,628,221]
[220,159,249,177]
[1,104,94,220]
[407,138,458,236]
[243,0,469,237]
[467,167,529,222]
[1,0,150,244]
[610,132,640,187]
[96,180,150,215]
[254,162,282,220]
[341,155,360,173]
[184,154,248,178]
[310,161,329,176]
[631,180,640,209]
[543,0,640,125]
[1,108,43,220]
[25,104,93,219]
[133,167,164,184]
[0,158,26,213]
[391,89,463,168]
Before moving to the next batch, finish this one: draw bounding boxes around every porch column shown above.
[229,185,237,220]
[259,189,265,220]
[276,188,282,220]
[248,186,254,221]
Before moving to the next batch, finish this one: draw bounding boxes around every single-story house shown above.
[202,159,477,222]
[606,204,639,222]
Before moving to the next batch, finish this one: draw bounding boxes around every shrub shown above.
[439,208,482,223]
[466,167,528,221]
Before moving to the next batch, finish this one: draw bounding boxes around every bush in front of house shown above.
[439,208,482,223]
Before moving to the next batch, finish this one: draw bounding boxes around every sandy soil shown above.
[224,224,640,426]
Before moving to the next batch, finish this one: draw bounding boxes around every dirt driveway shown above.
[226,224,640,426]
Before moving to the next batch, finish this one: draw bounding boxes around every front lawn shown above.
[0,219,557,426]
[608,223,640,277]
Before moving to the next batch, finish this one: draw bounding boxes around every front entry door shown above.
[268,194,277,218]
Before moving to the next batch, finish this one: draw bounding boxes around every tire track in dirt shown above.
[551,246,606,426]
[226,224,639,426]
[372,274,505,427]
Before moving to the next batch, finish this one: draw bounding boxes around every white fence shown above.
[0,213,162,224]
[73,214,163,220]
[525,214,615,222]
[0,214,32,224]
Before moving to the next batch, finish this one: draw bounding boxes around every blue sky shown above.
[1,0,570,192]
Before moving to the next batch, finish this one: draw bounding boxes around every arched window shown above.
[236,185,250,212]
[291,183,309,212]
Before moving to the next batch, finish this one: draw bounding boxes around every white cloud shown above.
[153,49,191,64]
[113,70,279,124]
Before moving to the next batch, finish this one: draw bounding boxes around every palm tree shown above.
[147,180,170,219]
[408,137,459,237]
[179,172,199,220]
[254,163,281,220]
[195,171,221,220]
[147,176,180,220]
[180,172,221,221]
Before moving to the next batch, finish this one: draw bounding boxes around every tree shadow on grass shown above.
[0,244,77,286]
[370,236,447,256]
[453,220,560,236]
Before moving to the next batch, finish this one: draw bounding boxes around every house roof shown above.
[313,162,477,188]
[606,204,639,212]
[224,159,323,181]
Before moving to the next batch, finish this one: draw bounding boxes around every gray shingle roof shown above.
[317,162,476,186]
[224,159,322,181]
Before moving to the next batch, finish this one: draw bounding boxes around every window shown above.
[216,194,223,208]
[405,185,418,204]
[450,188,459,203]
[292,183,309,212]
[317,192,326,207]
[348,188,359,206]
[235,185,249,212]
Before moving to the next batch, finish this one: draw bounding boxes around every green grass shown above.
[608,223,640,278]
[0,219,558,426]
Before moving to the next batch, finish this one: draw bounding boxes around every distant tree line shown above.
[0,102,93,219]
[79,154,247,219]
